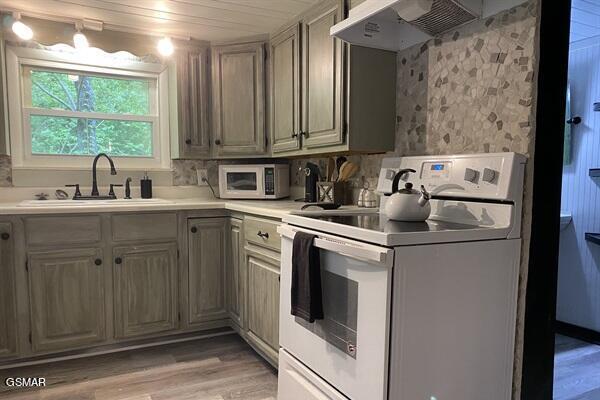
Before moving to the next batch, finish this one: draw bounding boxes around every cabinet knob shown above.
[257,231,269,239]
[185,139,192,145]
[291,132,298,138]
[191,226,198,233]
[567,116,582,125]
[214,139,221,145]
[300,131,307,137]
[0,232,9,241]
[115,257,122,265]
[94,259,102,266]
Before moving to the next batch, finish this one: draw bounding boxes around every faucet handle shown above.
[109,184,123,198]
[65,184,82,199]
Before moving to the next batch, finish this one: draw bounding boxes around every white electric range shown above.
[276,152,527,400]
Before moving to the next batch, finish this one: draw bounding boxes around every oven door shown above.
[278,225,394,400]
[219,166,264,199]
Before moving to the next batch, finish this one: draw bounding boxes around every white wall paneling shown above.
[557,36,600,331]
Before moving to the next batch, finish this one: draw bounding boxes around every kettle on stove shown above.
[385,168,431,221]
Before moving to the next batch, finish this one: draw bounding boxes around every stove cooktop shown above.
[284,209,513,246]
[303,214,478,234]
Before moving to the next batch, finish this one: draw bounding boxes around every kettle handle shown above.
[391,169,417,193]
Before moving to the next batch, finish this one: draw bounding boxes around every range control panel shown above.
[377,153,527,201]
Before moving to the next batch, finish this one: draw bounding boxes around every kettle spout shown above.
[417,185,430,207]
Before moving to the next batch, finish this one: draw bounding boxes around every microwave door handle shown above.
[278,226,393,268]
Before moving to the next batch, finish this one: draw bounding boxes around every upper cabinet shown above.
[171,0,396,159]
[270,0,397,157]
[301,3,344,149]
[211,42,267,157]
[270,24,301,153]
[173,47,211,159]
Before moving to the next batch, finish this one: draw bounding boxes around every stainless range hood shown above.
[330,0,526,52]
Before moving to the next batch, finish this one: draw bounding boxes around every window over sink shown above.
[5,45,172,171]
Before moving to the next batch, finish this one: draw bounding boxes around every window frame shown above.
[5,46,171,171]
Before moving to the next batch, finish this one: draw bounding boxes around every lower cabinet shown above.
[187,218,228,325]
[113,242,178,338]
[28,248,106,352]
[0,223,17,358]
[245,251,280,365]
[227,218,244,328]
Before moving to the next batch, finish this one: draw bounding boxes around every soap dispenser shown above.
[140,172,152,199]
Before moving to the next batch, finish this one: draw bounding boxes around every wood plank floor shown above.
[0,334,277,400]
[554,334,600,400]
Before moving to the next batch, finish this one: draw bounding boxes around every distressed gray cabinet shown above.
[187,218,228,325]
[173,47,211,159]
[242,216,281,366]
[28,248,106,352]
[246,254,280,364]
[270,24,301,153]
[227,217,244,329]
[270,0,397,157]
[211,42,267,157]
[0,223,17,358]
[113,242,178,338]
[302,3,344,149]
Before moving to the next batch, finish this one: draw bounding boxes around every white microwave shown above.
[218,164,290,199]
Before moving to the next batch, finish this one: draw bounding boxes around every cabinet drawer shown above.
[26,216,101,246]
[244,216,281,252]
[111,213,177,241]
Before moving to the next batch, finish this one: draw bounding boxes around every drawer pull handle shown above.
[191,226,198,233]
[257,231,269,239]
[94,259,102,266]
[115,257,122,265]
[0,232,9,241]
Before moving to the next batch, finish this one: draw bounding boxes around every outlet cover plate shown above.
[197,169,208,186]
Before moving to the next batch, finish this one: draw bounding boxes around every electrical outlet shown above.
[197,168,209,186]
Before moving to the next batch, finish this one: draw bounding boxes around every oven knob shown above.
[464,168,479,183]
[482,168,497,183]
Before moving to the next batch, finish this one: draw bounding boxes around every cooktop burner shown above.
[303,213,481,234]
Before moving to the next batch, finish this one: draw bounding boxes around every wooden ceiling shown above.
[0,0,321,41]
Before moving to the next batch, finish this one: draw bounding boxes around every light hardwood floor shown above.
[554,334,600,400]
[0,334,277,400]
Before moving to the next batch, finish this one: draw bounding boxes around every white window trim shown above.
[5,45,172,172]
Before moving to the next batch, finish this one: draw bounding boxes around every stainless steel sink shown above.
[18,198,174,207]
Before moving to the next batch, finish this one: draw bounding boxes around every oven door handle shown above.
[278,225,394,268]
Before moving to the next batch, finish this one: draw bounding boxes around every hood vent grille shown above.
[410,0,478,36]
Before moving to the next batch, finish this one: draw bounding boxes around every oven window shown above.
[295,270,359,358]
[227,172,257,191]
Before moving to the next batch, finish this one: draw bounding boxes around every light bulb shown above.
[12,20,33,41]
[157,37,174,56]
[73,31,89,49]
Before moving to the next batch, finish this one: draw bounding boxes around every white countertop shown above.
[0,198,307,219]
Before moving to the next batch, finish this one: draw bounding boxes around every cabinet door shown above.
[212,42,266,156]
[246,254,280,363]
[227,218,244,328]
[271,24,301,153]
[302,3,344,148]
[176,48,210,158]
[0,223,17,357]
[114,243,178,338]
[28,248,105,352]
[187,218,228,325]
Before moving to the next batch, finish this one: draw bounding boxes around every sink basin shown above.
[18,198,174,207]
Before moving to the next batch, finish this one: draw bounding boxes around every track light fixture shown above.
[12,12,33,41]
[73,22,89,49]
[157,37,174,56]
